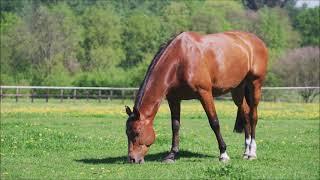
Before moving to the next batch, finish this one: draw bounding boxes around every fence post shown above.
[121,90,125,99]
[0,86,2,102]
[86,90,89,101]
[110,90,113,100]
[98,90,101,103]
[31,89,34,103]
[133,90,136,100]
[60,89,63,102]
[73,89,77,101]
[46,89,49,103]
[16,88,19,102]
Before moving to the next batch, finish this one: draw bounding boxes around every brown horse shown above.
[125,31,268,164]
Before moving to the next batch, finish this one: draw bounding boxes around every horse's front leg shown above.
[163,99,181,163]
[198,89,230,162]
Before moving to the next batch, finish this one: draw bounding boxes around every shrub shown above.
[274,46,320,102]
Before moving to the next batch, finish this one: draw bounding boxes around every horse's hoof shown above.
[162,152,177,163]
[162,158,175,163]
[243,154,249,160]
[219,157,230,163]
[248,155,257,160]
[219,152,230,163]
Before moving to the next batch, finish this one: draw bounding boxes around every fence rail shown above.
[0,85,319,103]
[0,85,139,102]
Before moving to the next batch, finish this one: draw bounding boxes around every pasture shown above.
[1,99,319,179]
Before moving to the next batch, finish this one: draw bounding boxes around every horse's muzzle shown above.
[128,156,145,164]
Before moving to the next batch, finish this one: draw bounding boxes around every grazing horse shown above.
[125,31,268,164]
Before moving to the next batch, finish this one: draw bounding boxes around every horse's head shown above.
[125,106,155,164]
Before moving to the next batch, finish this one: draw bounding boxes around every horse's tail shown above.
[233,109,245,133]
[233,85,251,133]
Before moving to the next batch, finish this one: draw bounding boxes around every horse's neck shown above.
[138,76,169,121]
[137,61,176,122]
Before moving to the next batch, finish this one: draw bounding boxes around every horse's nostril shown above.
[129,157,135,163]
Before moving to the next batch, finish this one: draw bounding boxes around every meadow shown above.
[0,99,319,179]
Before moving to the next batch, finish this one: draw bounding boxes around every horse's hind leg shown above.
[163,98,181,163]
[198,88,229,162]
[231,86,251,159]
[245,79,263,160]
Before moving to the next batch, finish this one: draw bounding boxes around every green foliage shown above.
[80,5,123,71]
[0,0,26,15]
[256,7,300,63]
[122,11,162,67]
[264,72,282,87]
[294,7,320,46]
[0,0,316,87]
[73,68,130,87]
[162,1,191,34]
[0,12,32,84]
[191,1,244,33]
[128,55,153,87]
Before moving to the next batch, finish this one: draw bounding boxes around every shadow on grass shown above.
[75,150,215,164]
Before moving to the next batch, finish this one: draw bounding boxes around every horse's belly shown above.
[212,87,232,97]
[211,71,246,91]
[167,84,200,100]
[210,59,248,93]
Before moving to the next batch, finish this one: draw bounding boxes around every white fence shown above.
[0,85,139,102]
[0,85,319,103]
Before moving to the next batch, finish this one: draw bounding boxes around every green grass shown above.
[1,99,319,179]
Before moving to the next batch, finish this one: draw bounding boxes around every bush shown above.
[273,46,320,102]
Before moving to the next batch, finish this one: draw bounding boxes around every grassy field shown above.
[1,99,319,179]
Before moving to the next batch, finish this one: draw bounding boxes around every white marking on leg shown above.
[249,138,257,159]
[219,152,230,162]
[243,136,251,159]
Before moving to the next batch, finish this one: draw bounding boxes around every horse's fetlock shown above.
[219,144,227,153]
[171,147,179,153]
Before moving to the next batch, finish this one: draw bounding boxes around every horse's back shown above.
[177,31,268,93]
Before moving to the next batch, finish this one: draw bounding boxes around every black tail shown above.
[233,84,252,133]
[233,108,245,133]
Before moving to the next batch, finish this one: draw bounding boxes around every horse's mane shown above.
[134,32,183,109]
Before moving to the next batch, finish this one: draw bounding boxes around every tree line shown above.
[0,0,319,92]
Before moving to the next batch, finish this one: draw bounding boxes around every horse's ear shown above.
[133,107,140,119]
[125,106,132,116]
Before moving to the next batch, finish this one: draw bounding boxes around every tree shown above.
[293,7,320,46]
[274,47,320,102]
[28,3,83,85]
[0,12,33,85]
[162,1,191,35]
[256,7,300,63]
[0,0,316,88]
[242,0,290,11]
[79,5,124,71]
[190,1,244,34]
[121,11,162,68]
